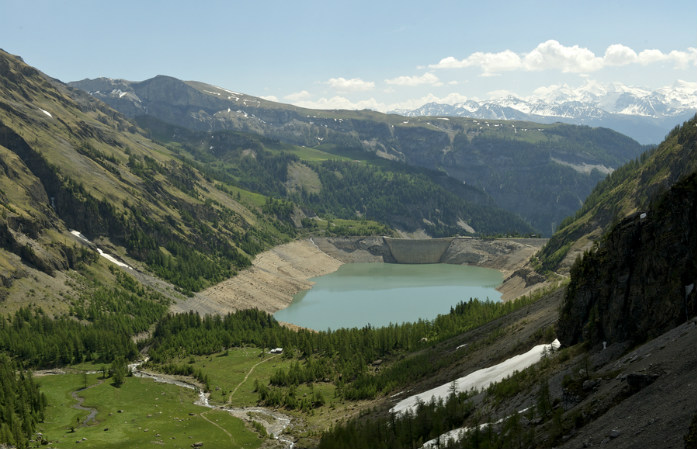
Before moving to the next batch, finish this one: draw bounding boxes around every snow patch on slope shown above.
[70,230,132,269]
[391,339,560,415]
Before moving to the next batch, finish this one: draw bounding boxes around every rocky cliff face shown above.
[557,172,697,347]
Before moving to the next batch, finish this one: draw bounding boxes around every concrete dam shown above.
[311,236,548,269]
[383,237,454,264]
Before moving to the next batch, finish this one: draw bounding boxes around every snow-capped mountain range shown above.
[393,81,697,144]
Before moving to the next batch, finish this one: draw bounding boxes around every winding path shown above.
[199,410,237,446]
[227,354,279,404]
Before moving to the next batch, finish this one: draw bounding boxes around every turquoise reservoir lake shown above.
[273,263,503,330]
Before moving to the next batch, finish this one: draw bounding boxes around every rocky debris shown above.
[582,379,599,392]
[624,372,659,393]
[509,268,546,287]
[313,236,394,263]
[557,316,697,449]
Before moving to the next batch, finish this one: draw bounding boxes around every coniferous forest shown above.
[1,45,696,449]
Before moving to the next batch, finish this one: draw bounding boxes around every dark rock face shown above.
[557,171,697,347]
[624,373,659,393]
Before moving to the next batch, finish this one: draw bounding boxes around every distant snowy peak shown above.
[396,82,696,120]
[394,82,696,143]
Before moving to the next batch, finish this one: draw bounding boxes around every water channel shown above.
[274,263,503,330]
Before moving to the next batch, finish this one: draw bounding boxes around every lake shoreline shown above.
[172,237,548,317]
[274,262,504,330]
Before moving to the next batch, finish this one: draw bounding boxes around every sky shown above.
[1,0,695,112]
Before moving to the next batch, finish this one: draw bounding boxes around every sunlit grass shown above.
[35,372,262,449]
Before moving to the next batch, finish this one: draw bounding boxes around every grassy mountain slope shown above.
[0,46,534,315]
[136,115,535,237]
[70,76,647,235]
[0,49,295,302]
[538,114,697,273]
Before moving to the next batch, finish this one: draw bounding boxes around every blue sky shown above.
[2,0,695,111]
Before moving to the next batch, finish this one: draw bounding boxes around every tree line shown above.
[146,295,540,405]
[0,354,46,448]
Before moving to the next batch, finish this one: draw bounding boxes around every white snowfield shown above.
[70,230,132,269]
[421,407,531,449]
[391,339,561,415]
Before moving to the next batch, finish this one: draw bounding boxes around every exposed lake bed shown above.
[174,237,549,322]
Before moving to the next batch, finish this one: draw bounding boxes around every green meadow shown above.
[35,373,263,449]
[165,348,338,412]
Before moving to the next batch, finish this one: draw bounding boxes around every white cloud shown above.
[637,48,697,68]
[286,92,472,113]
[385,72,442,86]
[665,48,697,69]
[430,40,697,75]
[291,95,385,111]
[523,40,602,72]
[486,89,517,99]
[467,50,522,75]
[327,77,375,92]
[637,49,667,65]
[604,44,638,66]
[430,50,521,75]
[260,95,279,102]
[284,90,312,101]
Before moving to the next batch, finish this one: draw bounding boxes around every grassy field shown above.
[168,348,338,410]
[35,373,263,449]
[173,347,376,445]
[32,347,374,448]
[284,146,352,162]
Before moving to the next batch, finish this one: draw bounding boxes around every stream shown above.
[71,380,103,427]
[128,361,295,448]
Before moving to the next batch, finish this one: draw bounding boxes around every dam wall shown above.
[312,236,548,271]
[383,237,454,264]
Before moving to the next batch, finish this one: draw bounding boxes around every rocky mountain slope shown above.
[537,113,697,274]
[0,48,534,312]
[133,115,535,237]
[0,49,296,308]
[558,170,697,348]
[322,116,697,449]
[70,76,647,235]
[394,81,697,145]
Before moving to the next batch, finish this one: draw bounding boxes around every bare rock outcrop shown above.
[558,172,697,347]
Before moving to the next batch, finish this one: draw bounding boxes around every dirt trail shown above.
[199,410,236,445]
[227,354,279,404]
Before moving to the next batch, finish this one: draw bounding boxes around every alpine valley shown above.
[1,48,696,449]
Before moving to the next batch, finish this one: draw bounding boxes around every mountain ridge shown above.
[392,81,697,145]
[70,76,647,235]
